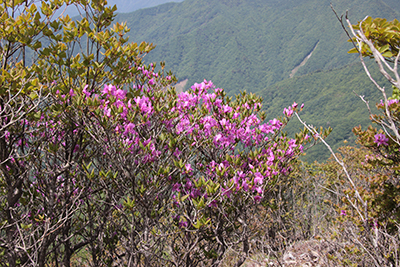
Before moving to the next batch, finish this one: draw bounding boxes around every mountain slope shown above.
[115,0,400,161]
[118,0,399,93]
[258,62,391,161]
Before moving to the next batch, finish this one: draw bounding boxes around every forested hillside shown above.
[260,62,392,160]
[118,0,399,92]
[116,0,400,161]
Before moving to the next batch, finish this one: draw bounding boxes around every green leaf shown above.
[29,91,38,100]
[20,223,32,230]
[33,111,42,120]
[181,194,189,202]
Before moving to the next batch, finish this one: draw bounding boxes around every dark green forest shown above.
[115,0,400,161]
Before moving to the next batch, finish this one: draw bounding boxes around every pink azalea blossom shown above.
[115,89,126,100]
[254,172,263,184]
[82,85,90,97]
[284,107,293,117]
[124,123,135,135]
[222,105,232,113]
[242,180,249,191]
[254,195,262,202]
[374,133,389,146]
[185,163,193,172]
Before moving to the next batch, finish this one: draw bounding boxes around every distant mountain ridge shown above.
[114,0,400,161]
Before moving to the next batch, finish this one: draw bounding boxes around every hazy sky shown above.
[54,0,185,17]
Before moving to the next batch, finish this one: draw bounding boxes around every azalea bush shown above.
[0,0,172,265]
[81,78,316,266]
[0,1,325,266]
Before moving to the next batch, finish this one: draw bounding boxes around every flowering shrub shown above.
[78,77,310,265]
[0,1,323,266]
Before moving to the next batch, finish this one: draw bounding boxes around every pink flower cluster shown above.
[379,98,399,107]
[374,133,389,146]
[168,80,303,204]
[27,79,302,219]
[283,102,304,117]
